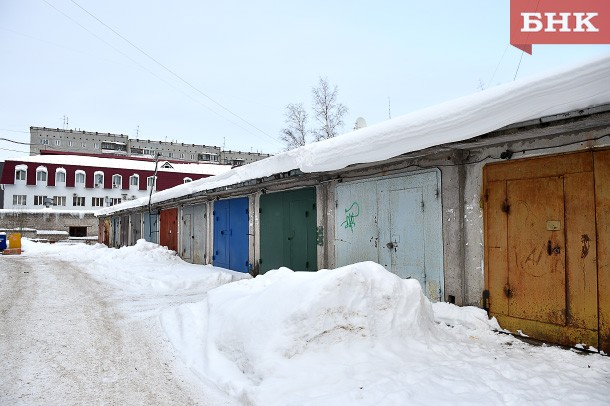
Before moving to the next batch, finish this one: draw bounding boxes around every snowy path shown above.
[0,255,229,405]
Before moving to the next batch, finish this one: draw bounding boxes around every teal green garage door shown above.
[259,188,317,274]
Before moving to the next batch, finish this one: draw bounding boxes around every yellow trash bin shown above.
[8,233,22,249]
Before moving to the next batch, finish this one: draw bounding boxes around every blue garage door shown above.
[143,212,158,243]
[213,197,249,273]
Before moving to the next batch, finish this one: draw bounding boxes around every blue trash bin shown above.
[0,233,6,251]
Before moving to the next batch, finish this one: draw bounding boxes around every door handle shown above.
[386,242,395,249]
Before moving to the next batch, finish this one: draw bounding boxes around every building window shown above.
[40,139,49,145]
[183,177,192,183]
[94,172,104,187]
[130,174,139,187]
[54,140,61,146]
[198,153,218,162]
[13,195,27,206]
[75,171,85,185]
[73,196,86,207]
[56,169,66,183]
[147,176,156,188]
[190,154,194,160]
[112,174,122,188]
[69,226,87,237]
[180,153,185,159]
[168,152,174,158]
[36,167,48,183]
[68,141,73,147]
[109,197,122,206]
[92,197,104,207]
[94,143,99,149]
[15,168,26,181]
[53,196,66,206]
[34,195,47,206]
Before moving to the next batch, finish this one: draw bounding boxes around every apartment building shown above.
[29,127,272,166]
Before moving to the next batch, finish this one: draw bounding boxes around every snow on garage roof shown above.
[8,154,232,176]
[96,54,610,216]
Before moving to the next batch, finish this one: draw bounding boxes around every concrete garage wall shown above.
[0,210,98,240]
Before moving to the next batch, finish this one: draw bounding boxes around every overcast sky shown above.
[1,0,609,163]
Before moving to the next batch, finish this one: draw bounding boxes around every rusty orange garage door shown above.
[159,208,178,252]
[484,150,608,353]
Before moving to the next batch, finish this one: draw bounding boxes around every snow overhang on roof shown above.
[96,54,610,217]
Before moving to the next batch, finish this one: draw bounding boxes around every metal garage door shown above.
[213,197,249,273]
[160,208,178,252]
[484,150,609,352]
[143,212,158,243]
[259,188,317,273]
[181,203,207,264]
[130,212,142,245]
[335,170,444,301]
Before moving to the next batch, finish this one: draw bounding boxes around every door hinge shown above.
[306,261,309,269]
[482,290,490,313]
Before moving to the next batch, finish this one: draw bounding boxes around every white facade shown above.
[4,165,153,211]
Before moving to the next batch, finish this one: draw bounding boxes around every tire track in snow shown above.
[0,255,229,405]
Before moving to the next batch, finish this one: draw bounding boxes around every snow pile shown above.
[160,263,436,403]
[432,302,501,331]
[16,240,610,405]
[160,261,610,405]
[20,238,249,295]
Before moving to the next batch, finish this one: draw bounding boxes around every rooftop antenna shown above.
[136,125,139,137]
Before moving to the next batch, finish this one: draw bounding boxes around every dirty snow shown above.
[2,240,609,405]
[97,54,610,216]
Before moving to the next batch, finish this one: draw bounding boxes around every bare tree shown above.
[280,103,309,151]
[311,77,348,141]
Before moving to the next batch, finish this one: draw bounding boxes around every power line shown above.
[40,0,272,143]
[0,137,34,145]
[68,0,281,145]
[0,146,29,153]
[514,51,525,81]
[486,44,509,89]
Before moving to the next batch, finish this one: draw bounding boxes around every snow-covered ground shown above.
[2,239,610,405]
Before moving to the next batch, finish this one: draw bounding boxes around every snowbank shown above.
[160,262,446,403]
[20,238,250,294]
[15,240,610,405]
[432,302,501,331]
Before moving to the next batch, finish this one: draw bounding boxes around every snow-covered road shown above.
[0,254,229,405]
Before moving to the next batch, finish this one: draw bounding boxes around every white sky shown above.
[1,1,609,163]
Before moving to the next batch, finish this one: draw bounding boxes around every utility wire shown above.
[514,51,525,81]
[0,146,29,153]
[486,44,509,89]
[0,138,34,145]
[69,0,281,145]
[40,0,271,143]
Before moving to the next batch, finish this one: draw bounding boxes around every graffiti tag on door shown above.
[341,202,360,232]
